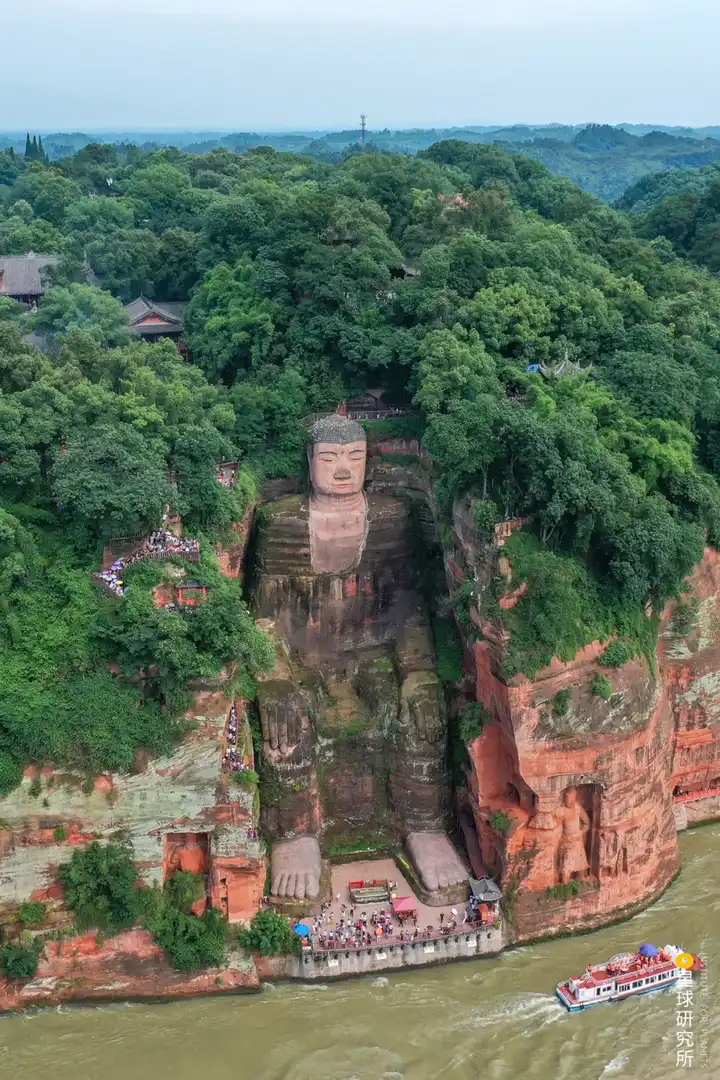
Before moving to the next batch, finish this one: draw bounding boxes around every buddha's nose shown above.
[334,467,352,479]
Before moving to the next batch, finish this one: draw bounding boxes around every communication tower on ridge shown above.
[360,113,367,147]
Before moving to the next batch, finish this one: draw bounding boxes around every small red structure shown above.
[178,583,208,607]
[349,878,390,903]
[391,896,417,922]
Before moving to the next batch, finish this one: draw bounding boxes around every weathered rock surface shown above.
[253,433,459,899]
[663,547,720,817]
[0,694,265,926]
[450,501,683,940]
[0,930,259,1014]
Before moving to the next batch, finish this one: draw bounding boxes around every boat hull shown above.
[556,972,688,1011]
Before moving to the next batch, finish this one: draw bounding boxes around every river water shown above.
[2,826,718,1080]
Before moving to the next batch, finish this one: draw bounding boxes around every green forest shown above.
[2,137,720,790]
[5,122,720,202]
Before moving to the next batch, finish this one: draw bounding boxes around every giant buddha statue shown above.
[253,416,467,902]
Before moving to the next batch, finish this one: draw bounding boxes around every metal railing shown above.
[305,918,499,956]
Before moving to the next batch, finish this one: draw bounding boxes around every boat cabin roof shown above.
[576,957,676,988]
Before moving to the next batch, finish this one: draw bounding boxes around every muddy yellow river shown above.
[2,826,718,1080]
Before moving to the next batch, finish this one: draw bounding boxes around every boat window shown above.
[596,988,601,996]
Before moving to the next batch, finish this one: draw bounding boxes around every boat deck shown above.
[559,959,679,1006]
[588,958,675,983]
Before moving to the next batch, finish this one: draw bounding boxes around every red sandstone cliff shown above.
[466,641,679,939]
[450,502,693,940]
[662,547,720,827]
[0,929,259,1013]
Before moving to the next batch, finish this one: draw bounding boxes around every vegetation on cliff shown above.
[0,940,41,980]
[237,907,301,956]
[58,841,142,934]
[0,324,273,791]
[57,843,232,972]
[2,134,720,783]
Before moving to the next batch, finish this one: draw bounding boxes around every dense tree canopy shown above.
[3,135,720,781]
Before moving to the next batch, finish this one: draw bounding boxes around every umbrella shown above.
[294,923,311,937]
[639,943,659,957]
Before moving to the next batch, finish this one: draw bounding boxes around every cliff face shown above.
[0,693,265,931]
[467,642,679,938]
[450,503,688,940]
[0,929,259,1013]
[663,547,720,827]
[215,507,255,582]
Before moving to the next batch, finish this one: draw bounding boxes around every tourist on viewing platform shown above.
[93,529,200,598]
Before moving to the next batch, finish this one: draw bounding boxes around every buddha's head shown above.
[308,416,367,498]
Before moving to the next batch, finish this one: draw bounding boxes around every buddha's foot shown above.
[270,836,321,900]
[406,830,468,892]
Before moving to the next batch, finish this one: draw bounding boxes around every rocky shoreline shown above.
[0,929,261,1014]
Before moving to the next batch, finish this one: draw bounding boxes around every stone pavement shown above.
[317,858,468,933]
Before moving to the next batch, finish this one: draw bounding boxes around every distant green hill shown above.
[626,167,720,272]
[496,125,720,202]
[4,123,720,203]
[614,164,720,213]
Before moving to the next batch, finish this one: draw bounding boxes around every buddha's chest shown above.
[309,503,369,574]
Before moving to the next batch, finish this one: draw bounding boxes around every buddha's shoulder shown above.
[259,495,310,528]
[366,492,411,522]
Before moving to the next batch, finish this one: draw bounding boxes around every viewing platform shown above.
[216,461,240,488]
[93,529,200,597]
[269,857,504,979]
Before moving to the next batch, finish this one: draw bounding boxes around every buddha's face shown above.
[310,440,367,497]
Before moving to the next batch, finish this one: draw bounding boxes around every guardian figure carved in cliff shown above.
[556,787,590,883]
[253,416,466,901]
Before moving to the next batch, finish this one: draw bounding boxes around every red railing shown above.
[674,785,720,804]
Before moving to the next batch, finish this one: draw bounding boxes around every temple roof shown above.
[0,254,59,297]
[124,296,187,334]
[470,876,502,901]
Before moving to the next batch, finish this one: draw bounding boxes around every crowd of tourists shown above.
[94,530,200,598]
[305,900,477,952]
[223,701,249,773]
[216,464,238,488]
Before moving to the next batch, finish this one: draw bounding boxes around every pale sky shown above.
[4,0,718,131]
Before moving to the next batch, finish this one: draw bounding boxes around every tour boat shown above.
[556,944,704,1012]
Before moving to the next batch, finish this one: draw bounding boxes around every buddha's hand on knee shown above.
[260,706,279,750]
